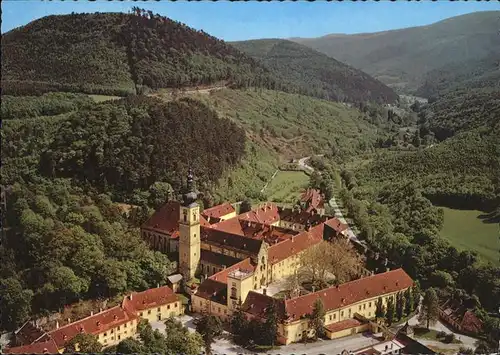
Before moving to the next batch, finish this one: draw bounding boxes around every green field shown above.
[266,170,309,203]
[89,94,122,102]
[439,207,499,265]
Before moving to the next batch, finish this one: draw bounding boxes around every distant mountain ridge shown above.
[232,38,399,104]
[292,11,500,95]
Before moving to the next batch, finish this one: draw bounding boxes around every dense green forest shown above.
[0,94,251,331]
[232,39,398,104]
[1,9,280,96]
[0,178,176,331]
[3,95,246,199]
[418,90,500,141]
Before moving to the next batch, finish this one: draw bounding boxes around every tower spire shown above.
[182,168,198,207]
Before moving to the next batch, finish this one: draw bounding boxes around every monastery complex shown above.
[142,170,414,344]
[4,170,415,353]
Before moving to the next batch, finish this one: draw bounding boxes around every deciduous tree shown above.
[195,314,223,355]
[63,333,102,353]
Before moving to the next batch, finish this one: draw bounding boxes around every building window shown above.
[104,332,107,337]
[359,305,362,311]
[104,339,107,344]
[368,312,371,317]
[363,304,366,310]
[175,303,178,308]
[341,311,344,317]
[369,302,372,307]
[111,329,114,333]
[218,307,221,313]
[118,326,121,331]
[329,315,332,321]
[158,307,161,312]
[148,310,151,315]
[168,304,171,310]
[124,323,127,328]
[334,313,336,319]
[118,335,121,340]
[231,286,237,299]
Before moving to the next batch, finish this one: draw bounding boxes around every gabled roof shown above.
[195,279,228,305]
[460,310,483,333]
[201,228,263,255]
[122,286,179,313]
[48,306,138,348]
[325,318,363,333]
[209,258,256,284]
[324,217,349,234]
[14,321,47,345]
[300,189,324,209]
[267,223,324,265]
[3,339,59,354]
[202,202,235,219]
[238,203,280,225]
[141,201,180,235]
[200,249,242,268]
[284,269,413,322]
[241,291,286,320]
[279,208,327,225]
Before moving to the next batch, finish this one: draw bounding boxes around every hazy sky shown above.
[2,0,499,40]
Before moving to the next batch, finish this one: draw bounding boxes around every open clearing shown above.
[266,170,309,203]
[439,207,499,265]
[89,94,121,102]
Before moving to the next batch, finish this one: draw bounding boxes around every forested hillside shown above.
[1,9,279,96]
[292,11,500,93]
[3,95,246,199]
[232,39,398,104]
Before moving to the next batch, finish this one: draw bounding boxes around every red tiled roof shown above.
[324,217,349,233]
[48,306,138,348]
[241,291,286,320]
[122,286,179,313]
[210,217,245,236]
[301,189,324,209]
[200,249,242,268]
[202,203,235,219]
[267,224,324,264]
[209,258,256,284]
[195,279,228,304]
[3,339,59,354]
[142,201,179,235]
[238,203,280,225]
[279,208,327,225]
[325,318,363,333]
[461,311,483,333]
[284,269,413,321]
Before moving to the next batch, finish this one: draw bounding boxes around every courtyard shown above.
[150,314,383,355]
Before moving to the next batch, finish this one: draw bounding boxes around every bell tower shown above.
[178,169,201,281]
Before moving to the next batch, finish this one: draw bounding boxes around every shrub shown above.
[436,330,447,338]
[444,333,455,343]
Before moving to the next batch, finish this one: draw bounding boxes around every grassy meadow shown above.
[266,170,310,203]
[439,206,499,265]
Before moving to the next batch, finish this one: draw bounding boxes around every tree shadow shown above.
[477,210,500,224]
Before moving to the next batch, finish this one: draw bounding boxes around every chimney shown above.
[67,318,71,324]
[99,308,103,313]
[90,311,94,316]
[114,315,118,320]
[56,321,59,329]
[157,283,160,288]
[129,294,133,300]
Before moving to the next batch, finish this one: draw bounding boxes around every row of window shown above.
[138,303,178,317]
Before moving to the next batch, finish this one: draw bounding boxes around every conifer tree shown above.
[375,297,385,319]
[418,288,439,329]
[396,292,405,320]
[385,297,396,326]
[309,299,326,340]
[404,288,413,315]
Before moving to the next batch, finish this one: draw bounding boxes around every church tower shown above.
[178,169,201,281]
